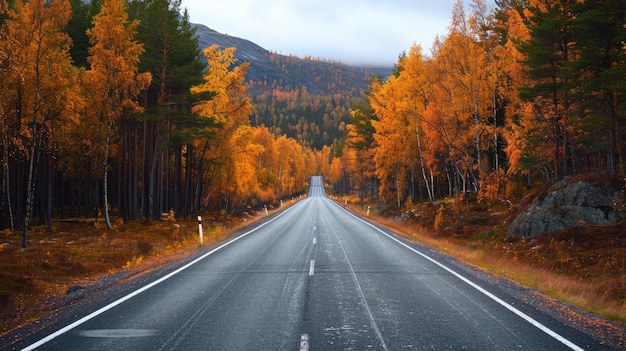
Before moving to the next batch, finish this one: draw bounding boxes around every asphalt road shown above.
[10,176,611,350]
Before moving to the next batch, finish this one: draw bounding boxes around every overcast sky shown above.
[181,0,495,67]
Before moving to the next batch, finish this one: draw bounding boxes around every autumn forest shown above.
[0,0,625,249]
[338,0,625,208]
[0,0,316,248]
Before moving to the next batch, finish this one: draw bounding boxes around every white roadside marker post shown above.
[197,216,204,246]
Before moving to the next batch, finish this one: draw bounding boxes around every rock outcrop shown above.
[507,176,626,238]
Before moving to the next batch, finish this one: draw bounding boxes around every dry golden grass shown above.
[344,198,626,326]
[0,208,270,335]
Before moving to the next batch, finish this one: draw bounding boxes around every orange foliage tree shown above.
[190,45,252,212]
[83,0,152,229]
[190,46,311,212]
[362,0,512,207]
[371,45,432,207]
[426,0,501,198]
[0,0,77,246]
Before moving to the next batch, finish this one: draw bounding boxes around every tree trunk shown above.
[132,122,139,219]
[2,128,15,231]
[142,120,150,220]
[193,141,209,216]
[22,134,38,249]
[22,63,43,249]
[184,144,192,219]
[416,126,433,202]
[103,121,113,230]
[149,128,158,220]
[174,144,182,218]
[46,153,52,232]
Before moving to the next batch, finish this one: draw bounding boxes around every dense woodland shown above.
[243,52,387,150]
[0,0,315,248]
[331,0,626,210]
[0,0,624,248]
[250,86,360,150]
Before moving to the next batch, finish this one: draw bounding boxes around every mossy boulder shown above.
[507,176,626,238]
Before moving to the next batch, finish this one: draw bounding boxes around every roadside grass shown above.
[342,196,626,326]
[0,209,268,334]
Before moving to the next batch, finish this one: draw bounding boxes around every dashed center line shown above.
[309,259,315,276]
[300,333,310,351]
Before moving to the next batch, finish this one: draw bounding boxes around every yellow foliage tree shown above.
[371,44,431,207]
[0,0,77,246]
[83,0,152,228]
[273,135,306,197]
[427,0,499,195]
[221,126,264,210]
[191,45,251,128]
[190,45,252,211]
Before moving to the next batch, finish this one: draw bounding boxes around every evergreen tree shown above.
[128,0,204,220]
[517,0,576,181]
[570,0,626,174]
[66,0,88,67]
[346,77,380,205]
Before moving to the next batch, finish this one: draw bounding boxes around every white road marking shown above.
[321,209,389,351]
[20,204,301,351]
[75,329,157,338]
[312,237,317,245]
[309,259,315,276]
[332,200,585,351]
[300,333,310,351]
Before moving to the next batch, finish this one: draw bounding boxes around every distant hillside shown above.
[193,23,391,95]
[192,23,391,149]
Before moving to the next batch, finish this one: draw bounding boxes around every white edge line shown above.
[20,204,300,351]
[330,200,585,351]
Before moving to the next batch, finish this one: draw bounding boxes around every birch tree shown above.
[84,0,151,229]
[1,0,74,248]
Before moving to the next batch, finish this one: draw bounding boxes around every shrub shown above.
[136,239,153,255]
[434,208,445,233]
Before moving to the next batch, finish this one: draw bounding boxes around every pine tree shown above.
[517,0,576,181]
[128,0,204,220]
[570,0,626,175]
[346,76,379,205]
[66,0,101,68]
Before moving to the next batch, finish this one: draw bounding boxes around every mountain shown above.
[192,23,391,96]
[192,23,392,149]
[193,24,269,65]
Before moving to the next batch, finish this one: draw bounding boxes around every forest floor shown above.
[1,190,625,341]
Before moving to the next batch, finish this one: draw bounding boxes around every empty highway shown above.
[10,176,610,350]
